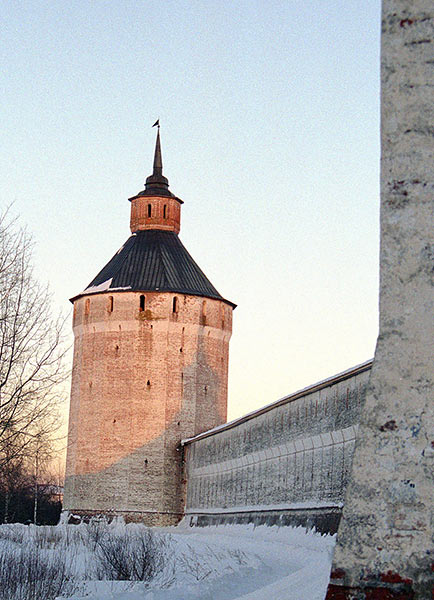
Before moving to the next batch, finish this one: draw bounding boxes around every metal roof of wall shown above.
[181,359,373,445]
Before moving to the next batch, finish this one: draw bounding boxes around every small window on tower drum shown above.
[163,205,167,219]
[139,295,145,312]
[172,297,178,313]
[147,204,152,218]
[108,296,113,313]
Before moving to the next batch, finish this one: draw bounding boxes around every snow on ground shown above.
[0,521,334,600]
[154,521,335,600]
[61,521,335,600]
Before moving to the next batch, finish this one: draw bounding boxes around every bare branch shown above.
[0,207,69,472]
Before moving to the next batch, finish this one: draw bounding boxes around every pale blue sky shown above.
[2,0,381,420]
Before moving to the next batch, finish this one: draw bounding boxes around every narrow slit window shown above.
[139,295,145,311]
[85,298,90,316]
[172,296,178,313]
[202,301,207,317]
[108,296,113,313]
[163,205,167,219]
[147,204,152,217]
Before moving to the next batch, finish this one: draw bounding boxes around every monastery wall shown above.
[183,361,371,533]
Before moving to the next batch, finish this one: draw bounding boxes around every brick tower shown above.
[64,128,235,525]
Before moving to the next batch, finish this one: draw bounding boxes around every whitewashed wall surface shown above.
[183,362,371,530]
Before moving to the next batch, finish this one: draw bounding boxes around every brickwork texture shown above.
[64,291,232,525]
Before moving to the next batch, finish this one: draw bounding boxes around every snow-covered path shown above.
[63,523,334,600]
[161,523,333,600]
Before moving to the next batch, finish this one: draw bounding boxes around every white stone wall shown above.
[329,2,434,596]
[184,364,371,525]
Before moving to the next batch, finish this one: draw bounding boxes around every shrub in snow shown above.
[0,541,69,600]
[0,524,26,546]
[0,522,170,598]
[0,521,335,599]
[94,526,168,582]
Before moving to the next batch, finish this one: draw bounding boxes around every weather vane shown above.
[152,119,160,130]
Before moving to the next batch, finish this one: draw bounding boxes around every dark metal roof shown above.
[72,230,235,306]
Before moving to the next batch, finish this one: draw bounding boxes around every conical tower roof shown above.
[71,128,235,307]
[73,230,235,306]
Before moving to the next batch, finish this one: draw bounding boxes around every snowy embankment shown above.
[153,521,335,600]
[0,521,334,600]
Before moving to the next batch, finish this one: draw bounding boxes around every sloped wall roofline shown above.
[182,359,373,445]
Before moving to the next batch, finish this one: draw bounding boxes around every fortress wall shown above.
[183,361,371,532]
[327,3,434,597]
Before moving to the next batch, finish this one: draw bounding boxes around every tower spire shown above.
[129,121,183,232]
[144,121,170,194]
[153,126,163,177]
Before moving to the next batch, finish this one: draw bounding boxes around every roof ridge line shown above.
[176,235,221,296]
[84,235,136,294]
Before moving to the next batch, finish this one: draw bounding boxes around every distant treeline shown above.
[0,467,62,525]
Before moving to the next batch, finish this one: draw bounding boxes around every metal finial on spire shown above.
[152,125,163,177]
[144,120,170,194]
[129,121,182,202]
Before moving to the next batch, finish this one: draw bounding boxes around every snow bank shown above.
[0,522,334,600]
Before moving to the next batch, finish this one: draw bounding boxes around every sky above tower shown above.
[1,0,381,421]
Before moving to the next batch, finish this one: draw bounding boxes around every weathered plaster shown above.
[327,2,434,597]
[183,364,371,531]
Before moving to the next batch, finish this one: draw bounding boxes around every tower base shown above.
[62,509,183,527]
[325,568,432,600]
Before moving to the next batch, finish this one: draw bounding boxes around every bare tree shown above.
[0,207,68,476]
[1,448,25,523]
